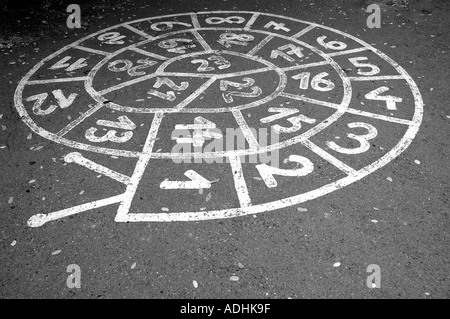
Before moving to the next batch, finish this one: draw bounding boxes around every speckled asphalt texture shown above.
[0,0,448,299]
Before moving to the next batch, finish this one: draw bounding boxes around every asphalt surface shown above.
[0,0,449,299]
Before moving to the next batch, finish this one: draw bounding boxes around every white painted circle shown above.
[14,11,423,225]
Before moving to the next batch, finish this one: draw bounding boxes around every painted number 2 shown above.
[220,78,262,103]
[191,55,231,72]
[108,58,157,76]
[97,32,126,44]
[256,155,314,188]
[148,77,189,101]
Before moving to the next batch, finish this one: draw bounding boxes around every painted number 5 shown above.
[326,122,378,154]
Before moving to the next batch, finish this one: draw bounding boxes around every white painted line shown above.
[175,76,217,110]
[244,13,260,30]
[280,92,341,110]
[218,67,272,79]
[27,77,88,85]
[229,155,252,208]
[99,73,158,95]
[128,47,169,60]
[57,103,104,137]
[232,109,260,150]
[301,139,357,176]
[161,72,216,78]
[114,112,163,221]
[326,47,368,57]
[190,13,201,29]
[247,34,274,56]
[345,108,414,125]
[64,152,131,184]
[191,29,212,51]
[347,75,404,81]
[280,60,329,72]
[160,170,211,189]
[27,194,125,227]
[122,23,155,40]
[73,45,110,56]
[256,155,314,188]
[291,25,316,38]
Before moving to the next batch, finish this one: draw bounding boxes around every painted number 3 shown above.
[326,122,378,154]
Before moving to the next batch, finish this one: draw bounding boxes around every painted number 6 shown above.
[316,35,347,51]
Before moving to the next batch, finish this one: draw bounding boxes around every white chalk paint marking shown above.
[365,86,403,110]
[56,103,104,137]
[280,60,329,72]
[244,13,260,30]
[175,116,222,147]
[128,47,169,60]
[73,45,110,56]
[280,92,342,110]
[27,77,88,85]
[326,47,368,57]
[122,23,155,40]
[190,13,201,29]
[229,155,252,208]
[114,112,163,222]
[175,76,217,110]
[232,109,260,150]
[50,56,87,71]
[160,170,211,189]
[256,155,314,188]
[302,139,357,176]
[291,25,316,39]
[98,73,159,95]
[348,75,404,81]
[326,122,378,155]
[65,152,130,184]
[218,66,273,79]
[191,29,212,51]
[27,194,125,227]
[345,108,414,125]
[97,115,136,130]
[13,11,423,224]
[247,34,274,56]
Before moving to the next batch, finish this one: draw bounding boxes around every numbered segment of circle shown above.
[15,11,423,224]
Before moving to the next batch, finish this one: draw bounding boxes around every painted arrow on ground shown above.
[159,170,211,189]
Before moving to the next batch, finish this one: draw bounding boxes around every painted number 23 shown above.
[191,55,231,72]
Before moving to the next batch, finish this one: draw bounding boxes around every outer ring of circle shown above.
[14,11,423,222]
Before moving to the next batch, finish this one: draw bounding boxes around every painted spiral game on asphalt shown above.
[14,11,423,227]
